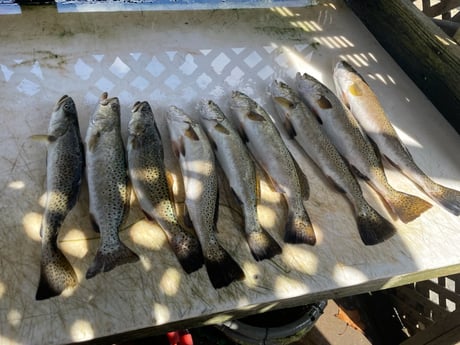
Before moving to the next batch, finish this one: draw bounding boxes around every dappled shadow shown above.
[0,1,460,345]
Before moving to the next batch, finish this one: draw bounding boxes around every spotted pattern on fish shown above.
[85,93,139,279]
[334,60,460,216]
[167,106,244,288]
[230,91,316,245]
[296,72,432,223]
[127,101,203,273]
[35,95,84,300]
[270,80,395,245]
[199,99,282,261]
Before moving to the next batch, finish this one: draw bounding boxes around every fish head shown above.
[270,80,300,113]
[48,95,78,137]
[128,101,153,136]
[90,93,121,130]
[166,106,196,138]
[199,99,226,124]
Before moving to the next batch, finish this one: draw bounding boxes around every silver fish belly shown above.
[166,106,244,289]
[127,101,203,273]
[229,91,316,245]
[85,92,139,279]
[198,99,282,261]
[333,60,460,216]
[270,80,395,245]
[35,95,84,300]
[296,72,432,223]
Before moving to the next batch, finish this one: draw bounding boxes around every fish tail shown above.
[385,190,432,223]
[246,226,282,261]
[426,184,460,216]
[36,247,77,300]
[86,242,140,279]
[169,230,204,274]
[284,209,316,245]
[356,204,396,245]
[204,244,245,289]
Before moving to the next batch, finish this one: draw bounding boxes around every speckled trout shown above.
[296,72,432,223]
[33,95,84,300]
[270,81,395,245]
[333,60,460,216]
[127,101,203,273]
[198,100,282,261]
[230,91,316,245]
[85,93,139,279]
[166,106,244,288]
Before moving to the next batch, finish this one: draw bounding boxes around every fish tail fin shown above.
[36,247,77,300]
[204,244,245,289]
[284,209,316,245]
[385,190,432,223]
[356,204,396,245]
[426,185,460,216]
[86,241,139,279]
[246,226,282,261]
[169,229,204,274]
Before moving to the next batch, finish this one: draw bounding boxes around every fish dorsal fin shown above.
[215,123,230,135]
[273,96,296,110]
[172,137,186,158]
[247,110,266,122]
[284,117,297,138]
[237,123,249,143]
[317,95,333,109]
[185,125,200,141]
[349,83,363,97]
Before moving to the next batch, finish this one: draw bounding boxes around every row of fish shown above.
[33,60,460,300]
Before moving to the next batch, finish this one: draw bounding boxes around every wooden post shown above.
[345,0,460,133]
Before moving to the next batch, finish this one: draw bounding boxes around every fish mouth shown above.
[199,100,224,122]
[335,60,356,73]
[99,92,119,106]
[270,79,291,99]
[131,101,149,113]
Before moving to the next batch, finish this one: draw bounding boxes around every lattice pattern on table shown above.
[0,44,316,107]
[412,0,460,20]
[385,273,460,336]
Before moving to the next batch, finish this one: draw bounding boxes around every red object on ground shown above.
[166,330,193,345]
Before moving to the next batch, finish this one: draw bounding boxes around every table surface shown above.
[1,1,460,344]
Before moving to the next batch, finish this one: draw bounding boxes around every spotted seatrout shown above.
[296,72,432,223]
[270,81,395,245]
[85,93,139,279]
[166,106,245,289]
[33,95,84,300]
[230,91,316,245]
[127,101,203,273]
[333,60,460,216]
[198,100,282,261]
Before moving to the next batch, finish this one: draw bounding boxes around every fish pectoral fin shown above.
[29,134,58,143]
[89,213,100,233]
[247,110,266,122]
[350,164,370,181]
[237,124,250,143]
[349,83,363,97]
[230,187,243,207]
[317,95,333,109]
[327,176,347,194]
[171,137,186,158]
[273,97,296,110]
[87,132,101,152]
[283,117,297,138]
[185,125,200,141]
[215,123,230,135]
